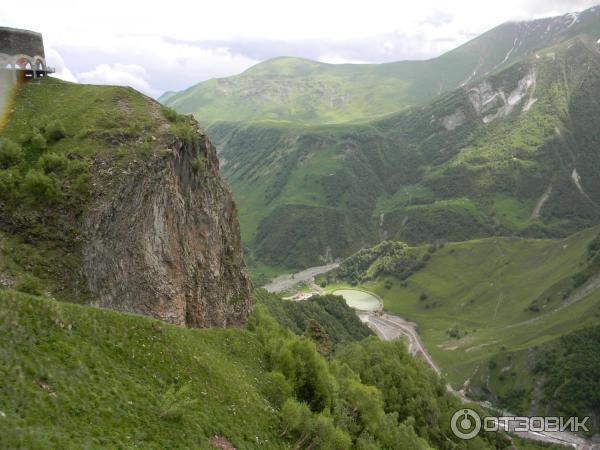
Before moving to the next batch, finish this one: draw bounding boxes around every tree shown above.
[30,129,47,151]
[23,169,60,203]
[304,319,333,357]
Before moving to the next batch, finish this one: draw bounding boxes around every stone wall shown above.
[0,27,45,58]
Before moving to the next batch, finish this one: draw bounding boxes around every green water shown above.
[332,289,381,311]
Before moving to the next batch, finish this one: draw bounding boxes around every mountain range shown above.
[163,6,600,274]
[162,7,600,125]
[2,5,600,447]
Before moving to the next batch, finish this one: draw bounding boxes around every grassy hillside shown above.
[0,77,200,302]
[0,290,283,448]
[332,227,600,423]
[254,289,373,347]
[0,290,529,449]
[162,7,600,125]
[210,37,600,270]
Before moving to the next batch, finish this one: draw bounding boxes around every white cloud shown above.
[0,0,598,96]
[45,46,77,83]
[318,55,369,65]
[77,63,159,97]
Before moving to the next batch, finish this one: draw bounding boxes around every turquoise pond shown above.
[331,289,381,312]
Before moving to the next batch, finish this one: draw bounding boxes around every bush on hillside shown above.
[39,152,69,174]
[44,120,67,142]
[338,240,418,284]
[0,138,24,169]
[0,168,20,201]
[253,289,373,345]
[160,106,179,123]
[22,169,61,203]
[29,129,47,151]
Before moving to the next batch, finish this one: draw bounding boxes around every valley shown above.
[314,225,600,433]
[205,34,600,275]
[3,3,600,448]
[174,10,600,437]
[271,270,596,447]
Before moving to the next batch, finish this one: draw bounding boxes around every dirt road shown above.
[262,263,339,293]
[357,296,593,449]
[358,311,440,375]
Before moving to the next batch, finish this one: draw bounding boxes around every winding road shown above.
[358,311,440,375]
[264,267,597,448]
[357,295,594,449]
[262,263,339,293]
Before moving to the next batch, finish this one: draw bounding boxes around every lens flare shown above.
[1,27,50,132]
[0,69,21,132]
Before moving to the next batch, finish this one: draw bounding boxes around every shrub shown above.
[0,168,20,201]
[173,123,195,147]
[158,384,198,421]
[30,129,47,151]
[0,138,24,169]
[192,154,206,174]
[264,371,293,409]
[73,173,90,199]
[160,106,179,123]
[15,274,43,296]
[22,169,60,203]
[44,120,67,142]
[39,153,69,174]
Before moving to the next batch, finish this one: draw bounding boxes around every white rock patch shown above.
[571,168,586,196]
[531,184,552,219]
[441,109,466,130]
[523,98,538,112]
[468,69,536,124]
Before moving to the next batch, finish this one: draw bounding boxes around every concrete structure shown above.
[0,27,52,79]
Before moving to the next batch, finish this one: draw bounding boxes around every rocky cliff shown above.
[0,79,252,327]
[84,122,252,327]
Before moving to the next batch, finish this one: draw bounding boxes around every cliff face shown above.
[83,122,252,327]
[0,80,252,327]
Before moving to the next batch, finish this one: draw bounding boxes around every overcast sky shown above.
[1,0,598,97]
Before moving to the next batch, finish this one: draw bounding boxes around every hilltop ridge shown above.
[162,5,600,125]
[0,78,251,326]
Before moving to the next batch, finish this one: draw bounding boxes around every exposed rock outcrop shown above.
[83,118,252,327]
[467,68,536,123]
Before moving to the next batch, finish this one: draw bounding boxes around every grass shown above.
[0,77,206,304]
[0,290,286,449]
[492,195,538,230]
[162,14,600,126]
[1,290,537,450]
[202,39,600,268]
[374,185,435,214]
[2,78,158,160]
[353,227,600,388]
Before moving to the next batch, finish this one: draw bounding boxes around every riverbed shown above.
[262,263,339,293]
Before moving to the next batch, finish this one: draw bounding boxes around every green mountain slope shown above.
[0,290,522,449]
[254,289,374,346]
[0,77,252,326]
[162,6,600,125]
[330,227,600,425]
[209,36,600,269]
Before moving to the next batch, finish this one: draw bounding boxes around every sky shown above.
[1,0,598,98]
